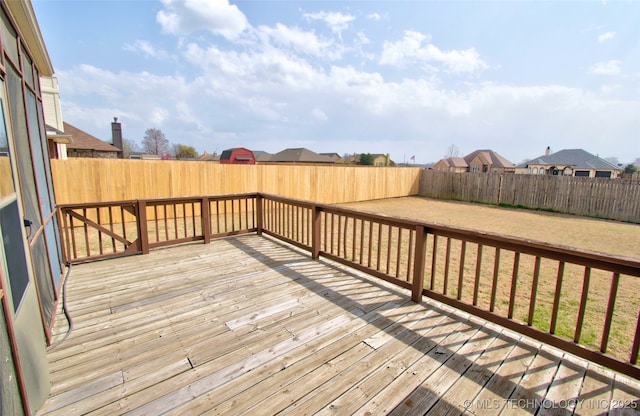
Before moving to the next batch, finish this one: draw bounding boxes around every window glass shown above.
[0,104,14,199]
[6,64,41,230]
[0,199,29,312]
[44,220,61,288]
[26,90,52,216]
[0,9,18,65]
[21,46,34,89]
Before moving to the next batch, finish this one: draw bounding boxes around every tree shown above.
[174,144,198,160]
[358,153,374,165]
[121,138,138,159]
[142,128,169,155]
[624,164,637,174]
[445,144,461,158]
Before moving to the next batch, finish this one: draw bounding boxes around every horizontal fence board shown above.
[51,159,422,205]
[420,171,640,223]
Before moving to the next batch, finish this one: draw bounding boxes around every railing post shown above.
[137,200,149,254]
[256,194,263,236]
[311,205,321,260]
[411,225,427,303]
[201,197,211,244]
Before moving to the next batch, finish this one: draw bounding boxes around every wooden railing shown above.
[58,193,640,379]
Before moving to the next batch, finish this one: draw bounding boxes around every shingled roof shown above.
[463,149,514,168]
[516,149,621,170]
[64,122,120,152]
[269,148,334,163]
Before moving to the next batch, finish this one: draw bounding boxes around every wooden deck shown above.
[38,235,640,415]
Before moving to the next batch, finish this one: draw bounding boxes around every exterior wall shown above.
[68,149,118,158]
[519,164,619,178]
[372,154,390,166]
[220,148,255,164]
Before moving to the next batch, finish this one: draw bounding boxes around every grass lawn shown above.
[340,196,640,259]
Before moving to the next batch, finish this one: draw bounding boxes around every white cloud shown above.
[123,40,170,59]
[367,13,382,21]
[256,23,343,60]
[311,108,328,122]
[303,11,355,36]
[156,0,249,40]
[588,60,622,75]
[380,30,488,74]
[597,31,615,43]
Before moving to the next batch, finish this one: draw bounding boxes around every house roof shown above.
[516,149,621,171]
[269,148,334,163]
[252,151,273,162]
[220,148,254,161]
[63,122,120,152]
[463,149,514,168]
[444,157,468,168]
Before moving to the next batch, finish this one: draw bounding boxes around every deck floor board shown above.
[38,235,640,415]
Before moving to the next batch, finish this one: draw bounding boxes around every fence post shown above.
[411,225,427,303]
[311,205,321,260]
[256,194,263,236]
[201,197,211,244]
[137,200,149,254]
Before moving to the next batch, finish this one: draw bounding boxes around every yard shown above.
[341,196,640,259]
[340,196,640,360]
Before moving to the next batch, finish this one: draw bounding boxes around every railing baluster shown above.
[395,228,402,278]
[376,223,382,272]
[173,203,179,240]
[385,225,392,274]
[83,208,90,257]
[153,205,159,242]
[528,256,541,326]
[231,198,236,232]
[574,267,592,343]
[508,252,520,319]
[443,237,451,295]
[550,261,565,334]
[163,204,169,241]
[489,247,500,312]
[600,272,620,353]
[352,217,357,262]
[69,212,77,260]
[473,244,483,306]
[430,234,438,291]
[121,206,127,250]
[97,208,103,255]
[108,206,115,252]
[367,220,373,268]
[457,241,466,301]
[406,228,414,282]
[631,311,640,365]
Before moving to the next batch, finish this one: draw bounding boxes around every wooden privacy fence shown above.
[51,159,422,205]
[58,192,640,380]
[420,171,640,223]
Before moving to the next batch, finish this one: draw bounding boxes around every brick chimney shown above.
[111,117,123,158]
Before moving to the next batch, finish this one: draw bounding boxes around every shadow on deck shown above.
[39,235,640,415]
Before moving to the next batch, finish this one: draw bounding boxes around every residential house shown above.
[252,150,273,163]
[268,148,334,164]
[372,153,393,166]
[464,149,515,173]
[432,149,515,173]
[64,121,121,158]
[0,1,66,413]
[319,152,343,163]
[220,147,256,164]
[199,151,220,162]
[515,148,622,178]
[41,76,72,159]
[432,157,468,173]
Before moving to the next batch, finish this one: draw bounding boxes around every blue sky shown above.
[33,0,639,165]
